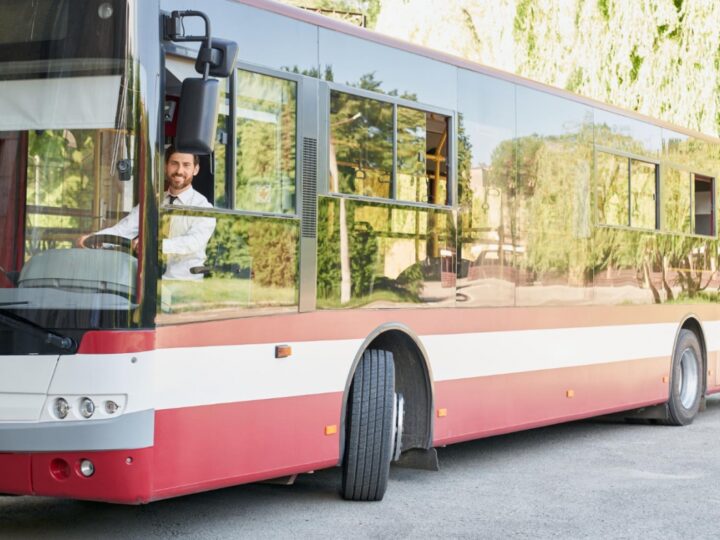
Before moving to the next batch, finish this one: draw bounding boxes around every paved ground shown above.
[3,396,720,539]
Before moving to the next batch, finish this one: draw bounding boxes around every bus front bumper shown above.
[0,447,153,504]
[0,410,155,503]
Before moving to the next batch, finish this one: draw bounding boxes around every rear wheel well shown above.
[342,328,433,456]
[680,317,707,393]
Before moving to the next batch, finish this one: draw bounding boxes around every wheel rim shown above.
[679,348,699,410]
[391,393,404,462]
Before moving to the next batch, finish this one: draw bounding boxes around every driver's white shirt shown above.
[96,188,215,280]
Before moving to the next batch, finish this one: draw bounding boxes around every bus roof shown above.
[237,0,720,145]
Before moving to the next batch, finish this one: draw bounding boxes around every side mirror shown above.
[195,38,239,78]
[175,78,219,154]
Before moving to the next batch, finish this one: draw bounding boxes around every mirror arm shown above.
[163,10,214,79]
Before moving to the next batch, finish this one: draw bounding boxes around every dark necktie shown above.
[169,195,178,205]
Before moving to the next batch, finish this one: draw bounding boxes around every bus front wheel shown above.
[666,329,703,426]
[341,349,395,501]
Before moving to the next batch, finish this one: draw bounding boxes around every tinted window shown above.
[630,159,656,229]
[595,109,662,157]
[596,151,629,227]
[236,70,297,214]
[157,211,299,324]
[662,167,692,234]
[456,70,516,307]
[329,91,393,198]
[319,28,457,110]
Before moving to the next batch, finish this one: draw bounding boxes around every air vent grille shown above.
[301,137,318,238]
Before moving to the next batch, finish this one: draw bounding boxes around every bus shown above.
[1,0,719,504]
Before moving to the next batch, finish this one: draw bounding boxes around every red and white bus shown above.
[1,0,719,504]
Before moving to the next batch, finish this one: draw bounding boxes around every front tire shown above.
[342,349,395,501]
[666,329,703,426]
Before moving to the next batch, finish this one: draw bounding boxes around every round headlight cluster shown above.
[51,396,121,420]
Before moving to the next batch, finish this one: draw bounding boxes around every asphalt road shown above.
[3,396,720,539]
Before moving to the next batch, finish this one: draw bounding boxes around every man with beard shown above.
[79,146,215,280]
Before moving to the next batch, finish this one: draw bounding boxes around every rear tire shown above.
[666,329,703,426]
[341,349,395,501]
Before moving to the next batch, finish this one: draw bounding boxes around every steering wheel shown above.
[81,234,133,254]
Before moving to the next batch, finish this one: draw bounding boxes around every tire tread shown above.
[342,349,394,501]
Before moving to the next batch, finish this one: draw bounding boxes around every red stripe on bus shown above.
[151,392,343,500]
[77,330,156,354]
[433,356,670,445]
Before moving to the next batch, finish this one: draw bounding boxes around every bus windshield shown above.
[0,0,140,335]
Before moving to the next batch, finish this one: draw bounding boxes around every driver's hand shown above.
[77,234,91,248]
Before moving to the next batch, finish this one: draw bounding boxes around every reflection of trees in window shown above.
[396,106,426,201]
[330,89,450,205]
[396,107,449,205]
[630,160,656,229]
[236,70,296,214]
[596,151,629,227]
[662,167,691,234]
[316,197,454,308]
[330,91,393,198]
[161,213,299,322]
[596,151,657,230]
[22,126,137,289]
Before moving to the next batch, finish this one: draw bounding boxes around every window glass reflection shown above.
[596,152,629,227]
[515,87,593,306]
[396,107,449,205]
[663,130,720,173]
[329,91,393,198]
[595,109,662,157]
[157,210,299,324]
[456,70,516,307]
[630,159,656,229]
[396,106,427,202]
[591,228,655,305]
[236,70,296,214]
[319,28,457,110]
[662,167,691,234]
[316,197,455,308]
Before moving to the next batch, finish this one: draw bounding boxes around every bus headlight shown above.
[79,398,95,419]
[54,398,70,419]
[105,400,119,414]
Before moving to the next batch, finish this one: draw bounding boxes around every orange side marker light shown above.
[566,390,575,398]
[275,345,292,358]
[662,375,669,383]
[437,408,448,417]
[325,425,337,435]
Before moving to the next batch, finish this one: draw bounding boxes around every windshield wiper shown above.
[0,308,75,352]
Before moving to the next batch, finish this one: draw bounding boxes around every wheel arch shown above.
[675,314,708,393]
[338,323,435,463]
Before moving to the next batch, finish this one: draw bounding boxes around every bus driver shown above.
[79,146,216,280]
